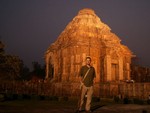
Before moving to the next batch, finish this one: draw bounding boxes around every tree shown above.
[31,61,45,79]
[0,41,5,54]
[19,65,30,80]
[0,41,23,81]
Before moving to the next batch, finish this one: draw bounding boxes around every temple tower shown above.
[45,8,133,83]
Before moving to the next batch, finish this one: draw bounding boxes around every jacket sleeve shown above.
[93,67,96,78]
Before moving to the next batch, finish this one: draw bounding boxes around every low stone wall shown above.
[131,65,150,82]
[99,82,150,99]
[0,81,150,99]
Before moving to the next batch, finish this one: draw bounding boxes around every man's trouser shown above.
[79,84,93,111]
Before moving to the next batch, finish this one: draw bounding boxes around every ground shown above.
[0,99,150,113]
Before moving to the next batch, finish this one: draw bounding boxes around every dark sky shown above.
[0,0,150,69]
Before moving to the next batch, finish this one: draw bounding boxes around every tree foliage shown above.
[0,41,23,81]
[31,61,45,79]
[20,65,30,80]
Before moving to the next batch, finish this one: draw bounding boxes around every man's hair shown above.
[86,56,91,61]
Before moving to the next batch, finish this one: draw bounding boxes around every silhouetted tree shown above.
[19,65,30,80]
[31,61,45,79]
[0,41,23,81]
[0,40,5,54]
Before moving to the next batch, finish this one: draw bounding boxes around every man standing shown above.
[78,56,96,112]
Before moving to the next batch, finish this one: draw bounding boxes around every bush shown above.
[22,94,31,100]
[133,98,144,105]
[123,97,129,104]
[147,99,150,105]
[39,95,45,100]
[0,93,5,102]
[92,97,100,102]
[59,96,69,101]
[12,94,18,100]
[48,96,59,101]
[142,110,147,113]
[5,93,14,101]
[114,96,120,103]
[62,96,68,101]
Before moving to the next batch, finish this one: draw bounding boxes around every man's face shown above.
[86,58,91,65]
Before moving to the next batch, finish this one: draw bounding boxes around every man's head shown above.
[86,56,91,66]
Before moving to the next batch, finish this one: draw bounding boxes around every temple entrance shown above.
[111,63,119,81]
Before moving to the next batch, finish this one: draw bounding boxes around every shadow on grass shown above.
[91,104,105,112]
[74,104,105,113]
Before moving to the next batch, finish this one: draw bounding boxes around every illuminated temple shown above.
[45,8,133,83]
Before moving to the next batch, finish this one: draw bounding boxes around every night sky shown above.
[0,0,150,69]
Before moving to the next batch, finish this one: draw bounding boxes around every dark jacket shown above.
[79,65,96,87]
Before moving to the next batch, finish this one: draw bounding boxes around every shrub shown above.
[39,95,45,100]
[0,93,5,102]
[62,96,68,101]
[133,98,144,105]
[22,94,31,100]
[147,99,150,105]
[92,97,100,102]
[12,94,18,100]
[142,110,147,113]
[5,93,14,101]
[114,96,120,103]
[123,97,129,104]
[48,96,59,101]
[59,96,69,101]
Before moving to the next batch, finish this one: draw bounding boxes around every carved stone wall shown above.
[45,8,133,83]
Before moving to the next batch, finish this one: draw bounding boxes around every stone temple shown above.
[45,8,133,84]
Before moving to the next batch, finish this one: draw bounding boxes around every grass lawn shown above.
[0,97,110,113]
[0,96,149,113]
[0,100,77,113]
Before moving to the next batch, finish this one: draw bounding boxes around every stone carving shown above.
[45,8,134,83]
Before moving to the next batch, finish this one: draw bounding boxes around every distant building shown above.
[45,8,134,83]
